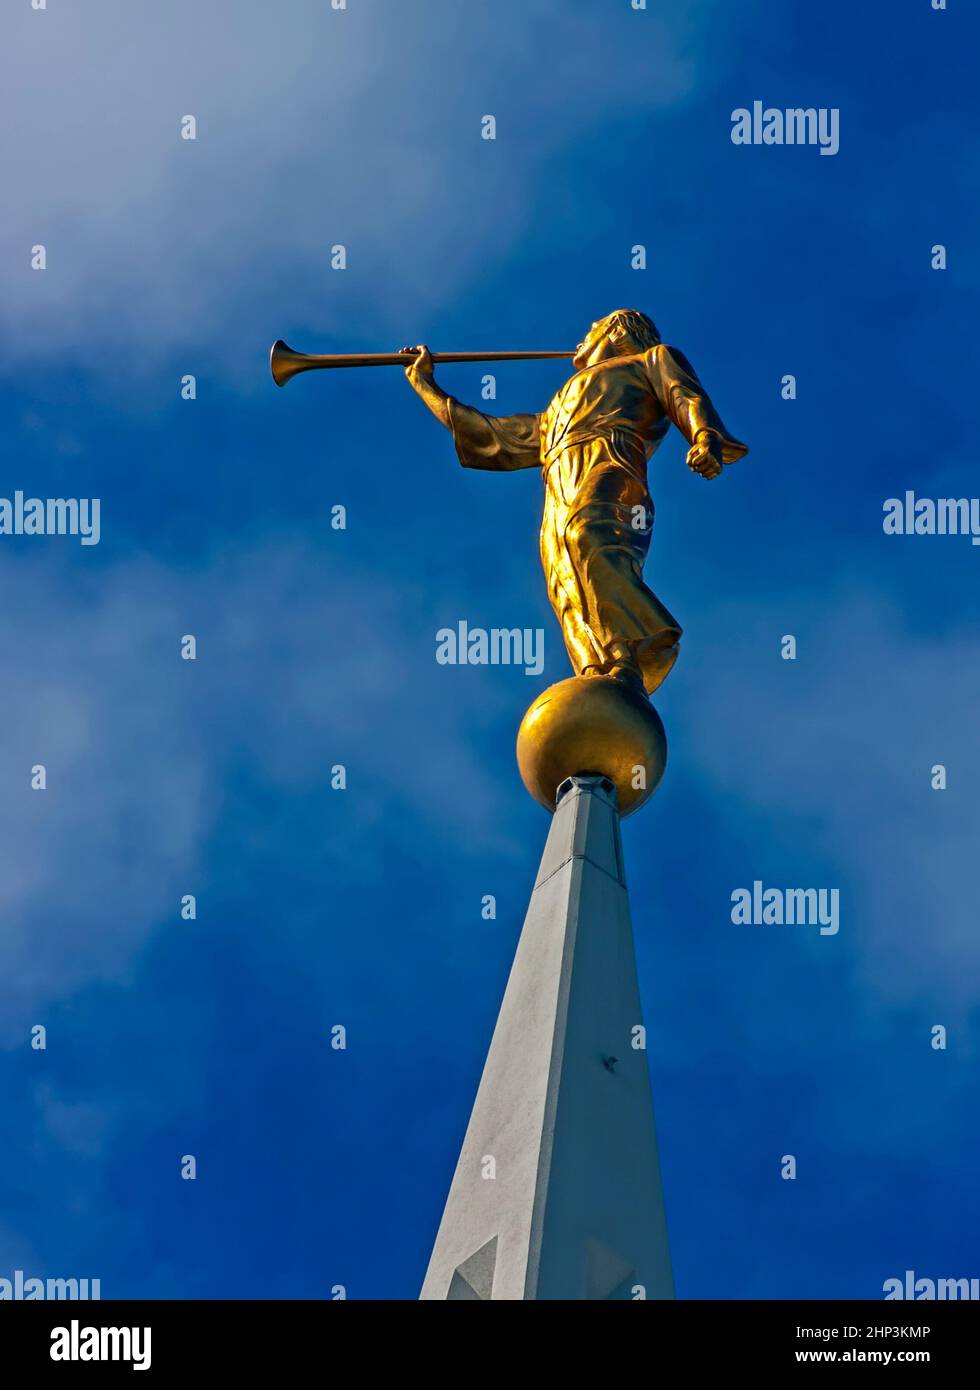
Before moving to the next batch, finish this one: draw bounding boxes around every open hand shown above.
[686,429,724,480]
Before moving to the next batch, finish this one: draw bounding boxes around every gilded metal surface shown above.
[403,309,747,696]
[273,309,747,814]
[517,675,666,816]
[270,340,572,388]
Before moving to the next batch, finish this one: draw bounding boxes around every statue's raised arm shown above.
[402,344,541,472]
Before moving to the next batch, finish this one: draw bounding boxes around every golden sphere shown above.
[516,675,667,816]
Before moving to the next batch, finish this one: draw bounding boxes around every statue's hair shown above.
[600,309,661,351]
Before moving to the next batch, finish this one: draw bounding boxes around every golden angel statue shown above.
[402,309,747,694]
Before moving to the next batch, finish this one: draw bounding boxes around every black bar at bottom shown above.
[1,1297,976,1374]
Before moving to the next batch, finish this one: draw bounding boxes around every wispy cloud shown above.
[675,584,980,1014]
[0,0,700,382]
[0,539,530,1043]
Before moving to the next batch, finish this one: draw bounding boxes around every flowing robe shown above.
[446,345,747,692]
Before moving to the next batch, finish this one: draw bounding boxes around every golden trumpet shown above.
[270,339,573,388]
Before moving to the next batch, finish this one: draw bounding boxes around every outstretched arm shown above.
[646,344,749,482]
[402,345,453,429]
[402,345,541,473]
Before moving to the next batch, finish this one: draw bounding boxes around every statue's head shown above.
[573,309,660,369]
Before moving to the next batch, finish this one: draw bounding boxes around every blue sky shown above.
[1,0,978,1299]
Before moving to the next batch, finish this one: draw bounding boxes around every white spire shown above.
[420,775,673,1300]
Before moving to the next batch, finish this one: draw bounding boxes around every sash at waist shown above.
[542,428,650,484]
[543,426,647,459]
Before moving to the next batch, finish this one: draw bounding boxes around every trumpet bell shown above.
[269,339,306,388]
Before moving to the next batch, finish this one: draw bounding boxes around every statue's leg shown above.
[540,488,607,677]
[561,466,682,694]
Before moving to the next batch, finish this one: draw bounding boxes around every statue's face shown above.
[573,318,618,369]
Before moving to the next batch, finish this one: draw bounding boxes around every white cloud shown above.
[676,586,980,1015]
[0,539,527,1045]
[0,0,699,382]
